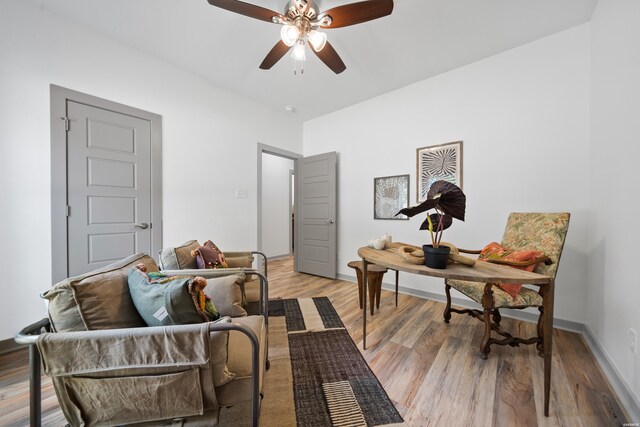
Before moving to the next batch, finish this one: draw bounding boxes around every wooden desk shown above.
[358,243,555,416]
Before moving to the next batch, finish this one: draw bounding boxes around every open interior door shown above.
[295,152,337,279]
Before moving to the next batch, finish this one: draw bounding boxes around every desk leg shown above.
[362,259,368,350]
[395,270,399,307]
[543,278,555,417]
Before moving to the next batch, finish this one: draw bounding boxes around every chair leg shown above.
[480,308,492,359]
[537,306,544,356]
[492,308,502,326]
[444,284,452,323]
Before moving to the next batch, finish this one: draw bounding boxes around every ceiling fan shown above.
[206,0,394,74]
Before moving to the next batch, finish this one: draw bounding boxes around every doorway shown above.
[50,85,162,282]
[257,144,301,264]
[257,144,338,279]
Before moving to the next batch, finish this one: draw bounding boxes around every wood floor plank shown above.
[555,330,628,426]
[491,320,538,427]
[385,320,449,407]
[390,299,437,348]
[367,340,414,386]
[0,256,630,426]
[531,328,583,427]
[405,335,472,426]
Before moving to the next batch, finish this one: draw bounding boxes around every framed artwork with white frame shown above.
[416,141,463,203]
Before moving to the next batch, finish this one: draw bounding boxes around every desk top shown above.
[358,243,552,285]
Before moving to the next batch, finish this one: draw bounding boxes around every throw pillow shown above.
[204,274,248,318]
[44,253,156,332]
[158,240,200,270]
[128,264,220,327]
[478,242,543,298]
[191,240,228,269]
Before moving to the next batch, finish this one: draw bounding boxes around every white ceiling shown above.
[30,0,597,121]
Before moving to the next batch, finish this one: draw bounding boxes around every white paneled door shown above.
[66,101,152,276]
[296,152,337,279]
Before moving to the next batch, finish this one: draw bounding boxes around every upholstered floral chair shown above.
[444,212,570,358]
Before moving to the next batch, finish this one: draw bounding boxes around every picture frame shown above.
[416,141,463,203]
[374,174,410,220]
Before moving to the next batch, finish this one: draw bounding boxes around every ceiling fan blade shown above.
[320,0,393,29]
[259,40,291,70]
[207,0,282,23]
[310,41,346,74]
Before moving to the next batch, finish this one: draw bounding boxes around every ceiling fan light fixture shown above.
[291,40,306,61]
[308,30,327,52]
[280,24,300,47]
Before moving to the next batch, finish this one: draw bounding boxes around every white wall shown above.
[304,24,591,323]
[261,153,294,258]
[0,1,302,340]
[588,0,640,407]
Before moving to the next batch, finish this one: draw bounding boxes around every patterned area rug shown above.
[220,297,405,427]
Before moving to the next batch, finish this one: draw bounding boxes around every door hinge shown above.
[66,205,70,217]
[60,116,70,131]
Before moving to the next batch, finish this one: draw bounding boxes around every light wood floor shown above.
[267,257,627,426]
[0,257,628,426]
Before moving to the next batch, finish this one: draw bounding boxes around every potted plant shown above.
[396,180,466,269]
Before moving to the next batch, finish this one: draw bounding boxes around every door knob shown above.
[134,222,149,230]
[326,220,335,224]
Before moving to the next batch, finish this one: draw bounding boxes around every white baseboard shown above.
[582,325,640,422]
[337,272,640,420]
[337,273,583,332]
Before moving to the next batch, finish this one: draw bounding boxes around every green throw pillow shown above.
[128,264,219,327]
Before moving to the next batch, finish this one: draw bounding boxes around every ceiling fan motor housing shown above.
[288,0,317,20]
[283,0,325,37]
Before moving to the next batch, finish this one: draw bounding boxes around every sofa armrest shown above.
[36,323,214,376]
[161,267,247,278]
[226,253,254,269]
[16,318,262,427]
[223,251,268,277]
[224,251,251,257]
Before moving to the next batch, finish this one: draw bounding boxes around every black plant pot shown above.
[423,245,451,269]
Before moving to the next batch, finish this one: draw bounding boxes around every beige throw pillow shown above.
[204,274,247,318]
[44,253,157,332]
